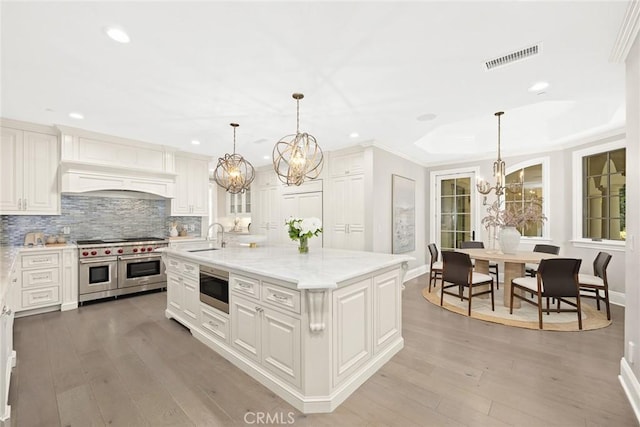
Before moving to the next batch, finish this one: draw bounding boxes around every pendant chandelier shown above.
[212,123,255,194]
[476,111,522,204]
[273,93,323,186]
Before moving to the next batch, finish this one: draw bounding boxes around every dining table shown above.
[457,248,559,308]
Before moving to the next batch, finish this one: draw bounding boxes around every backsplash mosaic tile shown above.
[0,194,202,246]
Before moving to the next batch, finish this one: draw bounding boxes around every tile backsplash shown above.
[0,194,202,246]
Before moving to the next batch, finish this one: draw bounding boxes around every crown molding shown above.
[610,0,640,63]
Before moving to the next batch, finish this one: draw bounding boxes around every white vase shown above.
[499,226,521,254]
[169,225,178,237]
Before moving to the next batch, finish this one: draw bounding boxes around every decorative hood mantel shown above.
[57,125,177,198]
[60,160,176,198]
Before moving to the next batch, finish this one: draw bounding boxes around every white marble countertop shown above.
[161,244,413,290]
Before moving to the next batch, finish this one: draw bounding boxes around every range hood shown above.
[60,160,176,198]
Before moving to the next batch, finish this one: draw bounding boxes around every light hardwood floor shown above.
[9,275,637,426]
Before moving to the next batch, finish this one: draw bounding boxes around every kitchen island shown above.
[161,243,411,414]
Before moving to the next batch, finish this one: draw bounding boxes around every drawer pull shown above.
[31,258,50,263]
[273,294,289,301]
[184,265,195,271]
[208,320,219,327]
[33,293,51,300]
[32,274,50,280]
[238,282,252,289]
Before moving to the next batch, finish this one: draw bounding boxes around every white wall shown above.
[624,25,640,392]
[370,147,427,271]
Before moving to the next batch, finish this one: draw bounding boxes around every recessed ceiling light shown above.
[68,112,84,120]
[417,113,437,122]
[105,26,130,43]
[191,140,201,145]
[263,155,270,160]
[528,81,549,93]
[349,132,359,138]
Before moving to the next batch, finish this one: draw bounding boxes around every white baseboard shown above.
[619,357,640,423]
[610,290,625,307]
[61,301,78,311]
[405,264,427,282]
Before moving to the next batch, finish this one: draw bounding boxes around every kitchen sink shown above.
[187,248,221,252]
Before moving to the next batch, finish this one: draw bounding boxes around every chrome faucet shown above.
[207,222,226,248]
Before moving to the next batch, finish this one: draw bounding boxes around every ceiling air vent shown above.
[484,43,542,71]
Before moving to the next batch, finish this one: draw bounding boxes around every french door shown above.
[434,170,479,251]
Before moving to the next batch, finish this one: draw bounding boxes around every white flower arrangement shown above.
[285,216,323,241]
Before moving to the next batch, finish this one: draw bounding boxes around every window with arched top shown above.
[572,138,626,250]
[582,148,625,241]
[505,161,546,238]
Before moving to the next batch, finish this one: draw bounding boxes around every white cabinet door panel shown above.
[373,270,401,353]
[230,297,261,362]
[262,308,301,388]
[332,279,372,386]
[0,128,23,212]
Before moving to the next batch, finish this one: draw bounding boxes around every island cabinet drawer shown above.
[21,253,60,269]
[181,261,199,279]
[165,257,182,272]
[200,304,229,343]
[21,267,60,288]
[262,283,301,314]
[22,286,60,309]
[230,275,260,300]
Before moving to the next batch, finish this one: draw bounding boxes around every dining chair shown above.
[459,241,500,288]
[441,251,495,316]
[427,243,443,292]
[525,244,561,277]
[578,252,612,320]
[511,258,582,330]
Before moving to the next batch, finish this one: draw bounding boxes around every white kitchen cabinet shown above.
[227,189,251,216]
[281,191,323,248]
[329,151,365,177]
[256,185,282,245]
[332,278,372,386]
[171,154,209,216]
[200,304,229,344]
[372,269,402,353]
[328,173,365,250]
[0,126,59,215]
[231,290,301,388]
[1,267,16,425]
[165,258,200,326]
[12,250,65,315]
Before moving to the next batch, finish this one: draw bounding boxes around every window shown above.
[582,148,625,241]
[505,163,544,237]
[572,138,626,249]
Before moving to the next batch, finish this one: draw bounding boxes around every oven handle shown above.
[79,257,118,264]
[118,255,162,262]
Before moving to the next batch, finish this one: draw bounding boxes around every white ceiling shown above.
[0,1,628,168]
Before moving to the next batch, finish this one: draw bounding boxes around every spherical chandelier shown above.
[212,123,255,194]
[273,93,323,186]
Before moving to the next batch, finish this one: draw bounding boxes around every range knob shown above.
[141,248,146,252]
[118,249,124,254]
[82,251,89,256]
[133,248,138,253]
[105,250,111,255]
[91,251,97,256]
[147,247,153,252]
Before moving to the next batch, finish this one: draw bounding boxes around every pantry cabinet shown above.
[0,126,59,215]
[253,170,283,244]
[171,154,209,216]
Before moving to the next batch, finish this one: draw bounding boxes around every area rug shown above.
[422,285,611,331]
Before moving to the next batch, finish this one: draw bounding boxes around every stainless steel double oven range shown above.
[78,237,168,303]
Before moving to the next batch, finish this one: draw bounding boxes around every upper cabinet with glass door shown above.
[227,188,251,216]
